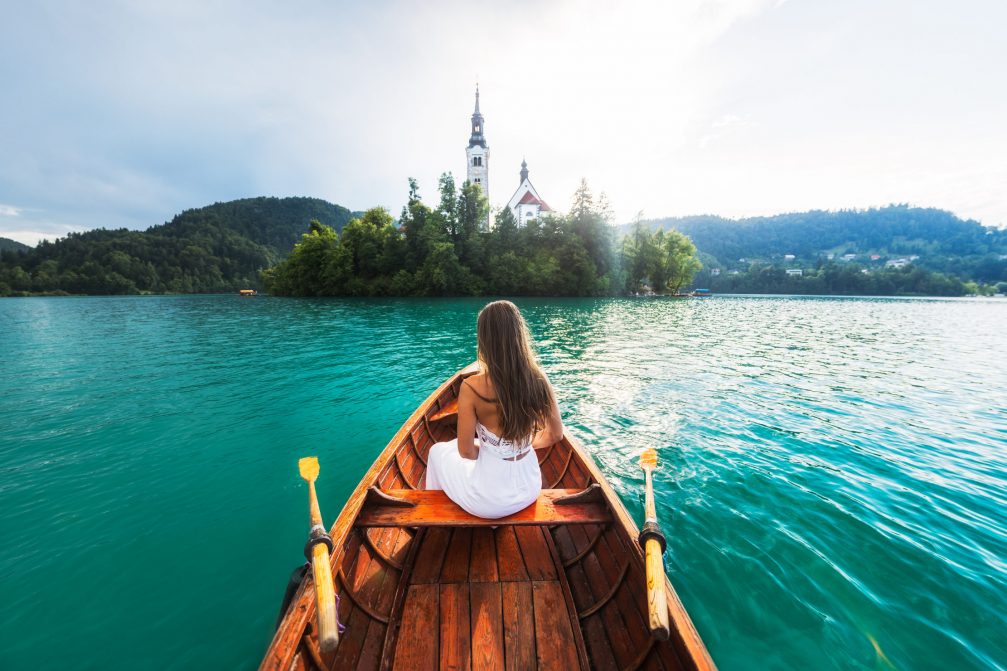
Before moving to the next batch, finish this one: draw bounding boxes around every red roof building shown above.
[506,159,552,226]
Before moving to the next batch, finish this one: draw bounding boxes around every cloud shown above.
[699,114,756,148]
[0,0,1004,243]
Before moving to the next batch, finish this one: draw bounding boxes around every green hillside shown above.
[4,198,1003,297]
[641,205,1007,283]
[0,237,30,253]
[0,197,353,295]
[162,197,355,254]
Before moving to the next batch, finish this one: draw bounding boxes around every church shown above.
[465,86,553,228]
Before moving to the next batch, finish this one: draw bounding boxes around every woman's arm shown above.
[456,382,479,460]
[532,381,564,449]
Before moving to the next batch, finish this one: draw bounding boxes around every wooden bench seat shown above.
[355,485,610,527]
[428,398,459,422]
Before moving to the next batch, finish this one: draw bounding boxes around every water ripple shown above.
[1,295,1005,670]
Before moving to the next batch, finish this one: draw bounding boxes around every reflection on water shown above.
[1,295,1005,670]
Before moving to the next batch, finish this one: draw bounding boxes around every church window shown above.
[475,178,481,183]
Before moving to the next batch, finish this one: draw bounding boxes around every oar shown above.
[298,457,340,653]
[639,448,670,640]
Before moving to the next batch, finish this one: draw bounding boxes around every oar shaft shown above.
[305,476,339,652]
[642,465,670,639]
[643,469,657,522]
[644,537,670,639]
[308,481,323,528]
[311,541,340,653]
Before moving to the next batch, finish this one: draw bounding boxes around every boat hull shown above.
[261,363,716,670]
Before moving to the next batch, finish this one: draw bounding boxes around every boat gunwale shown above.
[562,431,717,671]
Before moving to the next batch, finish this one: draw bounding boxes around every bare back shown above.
[463,373,505,436]
[455,371,564,462]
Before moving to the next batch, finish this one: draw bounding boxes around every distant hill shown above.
[0,237,30,253]
[637,205,1007,283]
[0,197,354,295]
[161,197,354,254]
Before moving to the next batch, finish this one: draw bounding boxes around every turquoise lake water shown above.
[1,295,1005,670]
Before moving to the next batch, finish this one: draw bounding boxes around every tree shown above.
[340,208,397,280]
[262,220,349,296]
[455,180,489,272]
[487,206,519,260]
[437,173,459,243]
[663,230,702,294]
[568,178,614,279]
[399,178,430,272]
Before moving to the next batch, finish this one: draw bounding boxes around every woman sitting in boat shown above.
[425,300,564,519]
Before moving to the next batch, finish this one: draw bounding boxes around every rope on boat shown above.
[334,594,346,633]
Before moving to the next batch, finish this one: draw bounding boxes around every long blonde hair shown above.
[476,301,553,442]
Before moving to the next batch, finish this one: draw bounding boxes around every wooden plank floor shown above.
[322,437,689,671]
[386,525,588,671]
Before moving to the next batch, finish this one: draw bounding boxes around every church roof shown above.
[517,191,541,206]
[517,190,553,212]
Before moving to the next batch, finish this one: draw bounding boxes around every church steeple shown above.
[468,84,486,148]
[465,83,490,229]
[520,158,528,184]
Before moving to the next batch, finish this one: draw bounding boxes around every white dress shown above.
[425,422,542,519]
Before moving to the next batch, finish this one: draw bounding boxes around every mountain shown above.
[0,237,30,253]
[637,205,1007,283]
[0,197,354,295]
[162,197,355,254]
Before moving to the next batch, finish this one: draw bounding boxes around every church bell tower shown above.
[465,85,489,211]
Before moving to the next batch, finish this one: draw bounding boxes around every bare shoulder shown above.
[465,372,495,397]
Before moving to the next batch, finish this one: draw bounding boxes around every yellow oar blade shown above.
[639,448,657,470]
[298,456,319,482]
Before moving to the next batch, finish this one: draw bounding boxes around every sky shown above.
[1,0,1005,245]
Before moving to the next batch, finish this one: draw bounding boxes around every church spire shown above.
[520,158,528,184]
[468,84,486,148]
[465,84,490,229]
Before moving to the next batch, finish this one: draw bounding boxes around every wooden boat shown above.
[262,363,716,671]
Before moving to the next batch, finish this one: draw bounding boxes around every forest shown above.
[642,206,1007,284]
[2,189,1003,298]
[0,197,353,295]
[0,237,29,253]
[263,177,700,297]
[699,262,1004,296]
